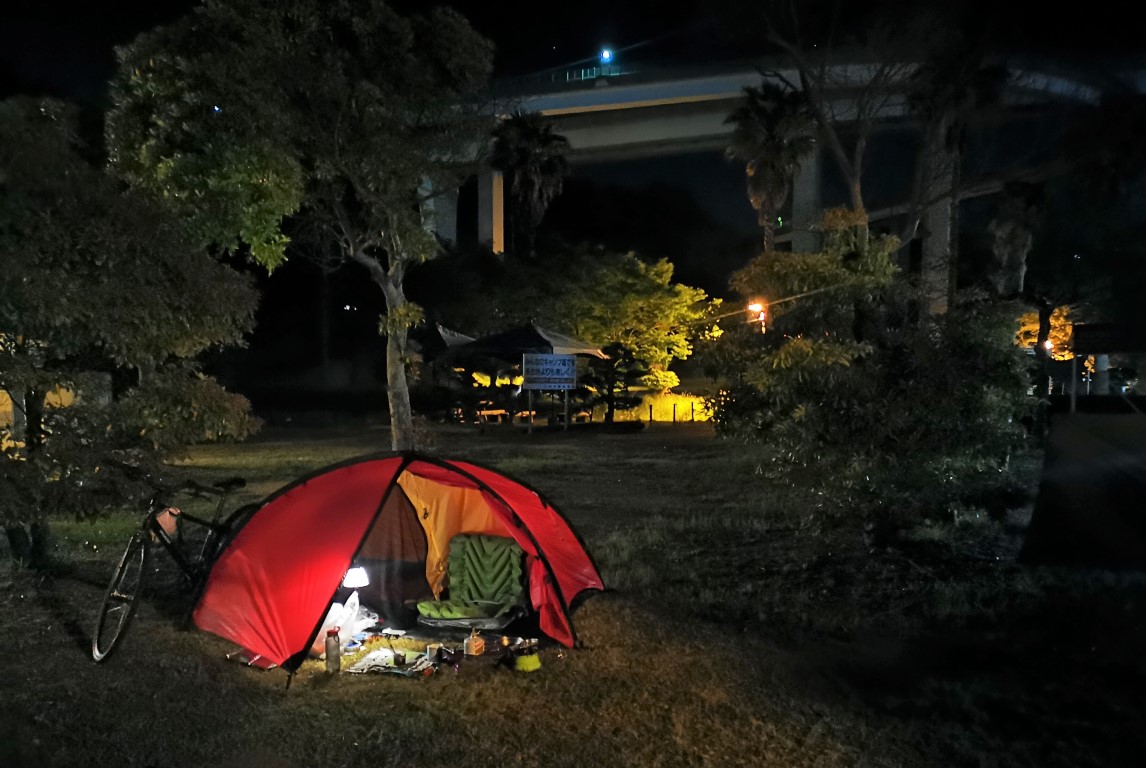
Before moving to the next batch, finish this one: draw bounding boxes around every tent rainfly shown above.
[194,453,604,672]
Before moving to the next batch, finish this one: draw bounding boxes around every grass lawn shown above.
[2,422,1144,767]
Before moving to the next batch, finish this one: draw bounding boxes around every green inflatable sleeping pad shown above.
[417,534,525,626]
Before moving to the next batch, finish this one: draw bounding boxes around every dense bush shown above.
[1,99,258,562]
[703,213,1035,536]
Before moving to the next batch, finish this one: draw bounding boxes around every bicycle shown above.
[91,476,254,663]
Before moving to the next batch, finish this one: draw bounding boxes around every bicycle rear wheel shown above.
[92,530,149,662]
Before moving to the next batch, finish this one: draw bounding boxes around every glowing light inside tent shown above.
[342,566,369,589]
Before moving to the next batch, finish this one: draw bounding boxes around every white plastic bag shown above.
[339,591,377,639]
[311,591,378,656]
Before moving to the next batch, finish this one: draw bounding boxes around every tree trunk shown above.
[4,522,50,569]
[24,386,43,452]
[5,388,51,568]
[848,177,865,216]
[1035,302,1053,357]
[352,244,417,451]
[1035,299,1055,395]
[7,388,27,444]
[379,276,415,452]
[761,210,775,254]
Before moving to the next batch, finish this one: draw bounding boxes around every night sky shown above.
[8,1,1137,102]
[1,1,708,103]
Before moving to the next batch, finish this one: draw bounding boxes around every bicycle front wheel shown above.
[92,530,149,662]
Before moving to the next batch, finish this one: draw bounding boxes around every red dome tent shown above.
[193,453,603,672]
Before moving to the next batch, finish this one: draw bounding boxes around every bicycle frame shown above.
[143,480,244,586]
[91,476,250,663]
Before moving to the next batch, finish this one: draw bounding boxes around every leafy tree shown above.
[0,98,258,566]
[1015,305,1073,361]
[582,343,648,423]
[436,245,712,391]
[707,209,898,441]
[987,182,1045,301]
[560,251,710,390]
[725,83,816,252]
[106,0,494,451]
[704,209,1031,535]
[490,112,570,256]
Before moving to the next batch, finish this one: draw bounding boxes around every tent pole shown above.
[528,389,533,435]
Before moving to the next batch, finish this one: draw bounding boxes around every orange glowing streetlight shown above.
[746,301,767,333]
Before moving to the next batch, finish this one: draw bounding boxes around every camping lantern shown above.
[342,566,369,589]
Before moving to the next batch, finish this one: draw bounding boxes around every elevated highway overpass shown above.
[432,55,1106,310]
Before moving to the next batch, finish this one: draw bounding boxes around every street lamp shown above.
[747,302,767,333]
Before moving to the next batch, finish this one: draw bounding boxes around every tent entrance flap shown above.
[396,470,505,597]
[353,483,433,628]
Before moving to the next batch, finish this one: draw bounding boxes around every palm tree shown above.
[725,84,816,253]
[490,112,569,256]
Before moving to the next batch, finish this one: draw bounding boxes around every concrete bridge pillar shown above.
[921,199,954,316]
[790,148,822,253]
[921,142,958,316]
[1093,353,1111,395]
[424,185,459,245]
[477,170,505,254]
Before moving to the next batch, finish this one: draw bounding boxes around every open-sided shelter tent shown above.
[407,322,476,362]
[193,453,603,672]
[450,322,608,362]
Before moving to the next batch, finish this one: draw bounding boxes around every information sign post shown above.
[522,354,577,433]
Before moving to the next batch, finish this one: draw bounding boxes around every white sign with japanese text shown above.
[522,353,576,390]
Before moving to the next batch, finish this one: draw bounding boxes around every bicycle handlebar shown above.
[149,477,246,507]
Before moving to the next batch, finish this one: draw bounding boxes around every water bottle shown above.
[325,627,341,674]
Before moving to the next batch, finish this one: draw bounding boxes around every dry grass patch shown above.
[2,422,1144,767]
